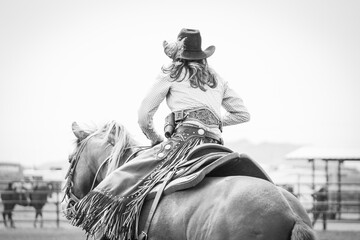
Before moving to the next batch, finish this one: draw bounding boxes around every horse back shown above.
[142,176,299,240]
[30,185,50,209]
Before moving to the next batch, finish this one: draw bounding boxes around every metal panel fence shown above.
[278,180,360,230]
[0,180,65,228]
[1,179,359,229]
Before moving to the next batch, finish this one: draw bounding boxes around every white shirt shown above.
[138,69,250,143]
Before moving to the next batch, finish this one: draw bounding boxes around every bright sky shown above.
[1,0,359,167]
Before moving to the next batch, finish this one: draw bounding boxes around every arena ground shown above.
[0,226,359,240]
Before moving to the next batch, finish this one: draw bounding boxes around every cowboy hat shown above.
[177,28,215,60]
[163,28,215,60]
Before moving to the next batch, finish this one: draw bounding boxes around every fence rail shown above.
[279,177,360,230]
[0,179,64,228]
[1,179,359,229]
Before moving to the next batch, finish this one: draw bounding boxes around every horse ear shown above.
[72,122,89,141]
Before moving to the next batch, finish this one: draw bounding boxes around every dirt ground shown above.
[316,230,360,240]
[0,227,359,240]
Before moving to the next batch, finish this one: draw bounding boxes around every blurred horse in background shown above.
[0,181,52,228]
[30,182,53,227]
[1,182,28,228]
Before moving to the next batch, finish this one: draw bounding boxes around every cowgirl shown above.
[139,28,250,147]
[68,28,250,240]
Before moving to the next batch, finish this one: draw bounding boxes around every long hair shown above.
[162,59,218,91]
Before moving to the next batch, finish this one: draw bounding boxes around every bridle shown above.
[62,135,112,209]
[62,136,149,210]
[63,137,92,208]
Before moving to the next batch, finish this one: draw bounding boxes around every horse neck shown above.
[72,126,138,198]
[121,145,138,165]
[72,138,111,198]
[105,146,135,175]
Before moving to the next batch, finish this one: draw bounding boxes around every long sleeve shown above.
[221,81,250,126]
[138,74,171,144]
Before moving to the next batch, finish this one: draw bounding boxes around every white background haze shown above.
[1,0,359,167]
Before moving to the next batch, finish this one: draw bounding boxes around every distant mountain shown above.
[224,139,301,166]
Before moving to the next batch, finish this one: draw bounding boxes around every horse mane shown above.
[105,121,138,170]
[73,121,138,172]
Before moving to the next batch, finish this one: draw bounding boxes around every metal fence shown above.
[0,180,65,228]
[1,179,359,229]
[279,180,360,230]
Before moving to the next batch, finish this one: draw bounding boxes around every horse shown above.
[63,121,317,240]
[29,182,53,228]
[0,181,52,228]
[1,182,28,228]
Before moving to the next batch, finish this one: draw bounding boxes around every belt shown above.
[174,108,222,131]
[175,125,223,144]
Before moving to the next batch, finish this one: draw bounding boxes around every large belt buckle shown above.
[174,110,186,122]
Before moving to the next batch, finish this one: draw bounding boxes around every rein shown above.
[63,136,94,205]
[90,157,110,191]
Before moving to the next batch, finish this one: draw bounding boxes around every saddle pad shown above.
[147,148,273,200]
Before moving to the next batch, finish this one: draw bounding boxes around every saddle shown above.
[147,143,273,199]
[139,143,273,240]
